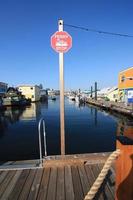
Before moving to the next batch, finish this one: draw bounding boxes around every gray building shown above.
[0,82,8,96]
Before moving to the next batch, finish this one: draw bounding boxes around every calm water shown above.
[0,97,132,161]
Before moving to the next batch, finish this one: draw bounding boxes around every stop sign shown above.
[51,31,72,53]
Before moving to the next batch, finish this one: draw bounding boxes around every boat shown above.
[75,95,80,102]
[51,95,56,101]
[68,95,75,101]
[75,95,86,104]
[2,87,31,107]
[0,98,4,110]
[2,96,31,107]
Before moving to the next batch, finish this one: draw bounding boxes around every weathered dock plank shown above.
[8,169,30,200]
[78,165,90,196]
[37,167,50,200]
[64,165,74,200]
[47,167,57,200]
[27,168,43,200]
[0,170,16,199]
[18,169,36,200]
[56,166,65,200]
[71,165,84,200]
[1,170,22,199]
[0,170,9,185]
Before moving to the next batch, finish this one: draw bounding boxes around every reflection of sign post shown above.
[51,20,72,155]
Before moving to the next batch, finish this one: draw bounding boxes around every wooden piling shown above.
[115,140,133,200]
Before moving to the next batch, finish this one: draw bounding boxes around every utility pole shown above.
[59,19,65,155]
[95,82,97,101]
[91,86,93,98]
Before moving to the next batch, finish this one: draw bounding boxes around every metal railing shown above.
[0,117,47,171]
[38,117,47,167]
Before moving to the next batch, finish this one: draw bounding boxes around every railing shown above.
[0,117,47,170]
[38,117,47,167]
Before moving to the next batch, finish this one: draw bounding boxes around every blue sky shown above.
[0,0,133,90]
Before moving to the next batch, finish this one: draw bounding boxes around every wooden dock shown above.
[86,99,133,118]
[0,153,115,200]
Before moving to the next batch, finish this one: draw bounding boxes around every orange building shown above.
[118,67,133,101]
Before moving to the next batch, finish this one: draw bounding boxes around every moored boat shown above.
[51,95,56,101]
[68,95,75,101]
[2,87,31,107]
[75,95,86,104]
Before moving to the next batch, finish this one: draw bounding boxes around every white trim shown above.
[119,66,133,74]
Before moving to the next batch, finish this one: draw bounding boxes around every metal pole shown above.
[95,82,97,101]
[91,86,93,98]
[43,120,47,157]
[59,19,65,155]
[38,119,43,167]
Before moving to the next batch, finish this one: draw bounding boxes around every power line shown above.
[64,23,133,38]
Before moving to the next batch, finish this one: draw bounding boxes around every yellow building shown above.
[118,67,133,102]
[18,85,40,102]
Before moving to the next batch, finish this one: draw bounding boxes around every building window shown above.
[121,76,125,82]
[32,95,34,98]
[31,87,33,90]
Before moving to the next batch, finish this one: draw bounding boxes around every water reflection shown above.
[0,102,47,136]
[40,100,48,109]
[0,101,49,161]
[4,107,26,123]
[86,105,98,126]
[0,113,8,136]
[0,107,26,136]
[0,99,132,161]
[20,103,42,121]
[94,108,98,126]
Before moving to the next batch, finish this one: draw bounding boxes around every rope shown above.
[84,149,121,200]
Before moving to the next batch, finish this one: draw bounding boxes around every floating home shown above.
[18,85,40,102]
[118,66,133,102]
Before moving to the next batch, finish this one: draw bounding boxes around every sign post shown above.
[51,20,72,155]
[59,20,65,155]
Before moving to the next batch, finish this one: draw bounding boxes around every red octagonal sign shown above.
[51,31,72,53]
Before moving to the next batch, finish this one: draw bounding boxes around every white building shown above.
[18,85,40,102]
[106,87,118,102]
[98,86,118,102]
[97,87,111,99]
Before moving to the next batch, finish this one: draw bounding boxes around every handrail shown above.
[38,117,47,167]
[42,119,47,157]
